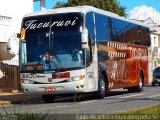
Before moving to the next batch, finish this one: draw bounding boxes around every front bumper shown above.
[21,80,90,95]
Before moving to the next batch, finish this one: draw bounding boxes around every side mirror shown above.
[81,27,89,49]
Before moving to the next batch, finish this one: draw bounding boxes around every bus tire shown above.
[42,94,55,103]
[136,73,144,92]
[95,75,106,99]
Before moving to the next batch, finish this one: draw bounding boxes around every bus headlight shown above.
[21,79,35,84]
[69,75,85,81]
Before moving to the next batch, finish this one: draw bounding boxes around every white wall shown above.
[0,0,33,42]
[151,33,160,69]
[0,16,12,42]
[151,34,159,48]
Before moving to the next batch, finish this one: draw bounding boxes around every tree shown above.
[54,0,126,17]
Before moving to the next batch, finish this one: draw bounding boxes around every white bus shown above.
[20,6,151,103]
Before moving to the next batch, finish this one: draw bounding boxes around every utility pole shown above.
[33,0,46,10]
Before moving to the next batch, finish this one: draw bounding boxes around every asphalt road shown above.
[0,85,160,114]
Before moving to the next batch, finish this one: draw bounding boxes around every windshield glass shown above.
[20,13,84,71]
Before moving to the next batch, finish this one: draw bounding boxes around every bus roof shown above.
[24,6,149,28]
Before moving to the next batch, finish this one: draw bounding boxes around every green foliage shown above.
[0,113,47,120]
[54,0,127,17]
[1,106,51,120]
[124,104,160,115]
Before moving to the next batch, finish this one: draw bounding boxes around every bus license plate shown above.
[45,87,56,92]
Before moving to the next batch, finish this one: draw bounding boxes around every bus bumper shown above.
[21,80,90,95]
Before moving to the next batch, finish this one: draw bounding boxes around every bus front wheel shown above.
[95,75,106,99]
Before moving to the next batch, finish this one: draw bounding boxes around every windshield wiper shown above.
[50,53,66,71]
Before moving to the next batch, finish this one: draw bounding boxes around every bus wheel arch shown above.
[128,70,144,93]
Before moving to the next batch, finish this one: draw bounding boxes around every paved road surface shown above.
[0,85,160,114]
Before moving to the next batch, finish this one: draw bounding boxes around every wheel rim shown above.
[139,74,143,89]
[100,79,105,94]
[139,78,142,88]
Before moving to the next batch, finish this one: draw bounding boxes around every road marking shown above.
[117,93,144,99]
[145,94,160,98]
[79,100,98,104]
[56,105,70,108]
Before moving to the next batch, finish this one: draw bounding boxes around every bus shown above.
[20,6,151,103]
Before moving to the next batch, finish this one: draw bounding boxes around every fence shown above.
[0,61,20,92]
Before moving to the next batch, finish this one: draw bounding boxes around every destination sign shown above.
[22,13,82,31]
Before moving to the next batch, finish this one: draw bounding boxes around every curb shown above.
[0,93,23,106]
[0,100,11,106]
[0,93,42,106]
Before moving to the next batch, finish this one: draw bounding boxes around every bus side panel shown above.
[127,44,149,87]
[91,11,150,90]
[107,41,128,89]
[94,12,128,89]
[97,41,129,89]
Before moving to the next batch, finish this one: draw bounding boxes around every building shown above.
[0,0,33,61]
[143,18,160,69]
[0,15,14,60]
[131,17,160,69]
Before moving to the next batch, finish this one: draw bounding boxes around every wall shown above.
[0,15,12,42]
[0,0,33,60]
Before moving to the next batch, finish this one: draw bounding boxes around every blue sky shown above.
[34,0,160,13]
[34,0,67,11]
[118,0,160,14]
[34,0,160,24]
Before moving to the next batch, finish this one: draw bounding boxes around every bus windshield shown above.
[20,13,84,71]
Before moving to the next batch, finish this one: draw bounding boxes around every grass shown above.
[0,104,160,120]
[1,105,54,120]
[75,105,160,120]
[123,104,160,114]
[96,104,160,120]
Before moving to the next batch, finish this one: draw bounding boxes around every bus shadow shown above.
[41,90,129,104]
[13,86,159,105]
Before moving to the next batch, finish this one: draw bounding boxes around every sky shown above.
[118,0,160,24]
[34,0,160,24]
[0,0,159,31]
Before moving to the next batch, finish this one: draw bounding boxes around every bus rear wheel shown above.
[42,94,55,103]
[128,73,144,92]
[136,73,144,92]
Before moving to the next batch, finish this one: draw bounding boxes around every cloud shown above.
[129,5,160,24]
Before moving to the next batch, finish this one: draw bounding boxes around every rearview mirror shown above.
[81,27,88,49]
